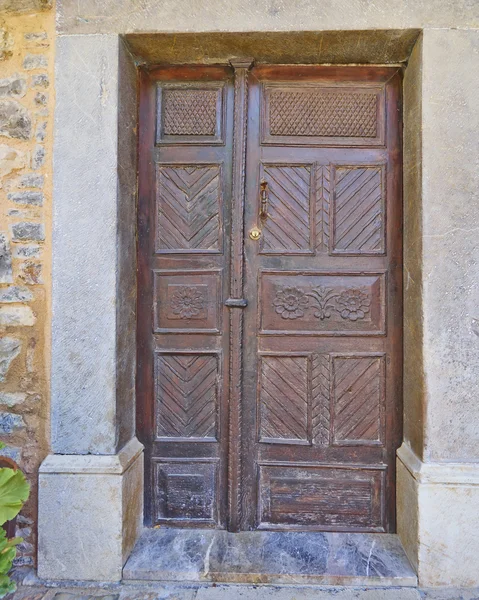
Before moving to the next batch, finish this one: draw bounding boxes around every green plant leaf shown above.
[0,528,17,597]
[0,573,16,599]
[0,444,5,451]
[0,468,30,525]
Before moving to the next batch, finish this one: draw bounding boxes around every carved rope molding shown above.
[273,286,371,322]
[227,60,254,531]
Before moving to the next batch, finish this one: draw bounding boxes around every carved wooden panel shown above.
[155,164,222,253]
[315,165,331,253]
[154,352,219,441]
[258,464,384,530]
[332,166,385,255]
[312,353,331,445]
[261,271,385,335]
[153,270,221,333]
[156,83,225,144]
[332,354,385,446]
[261,84,386,146]
[259,355,309,444]
[259,164,313,254]
[154,460,218,524]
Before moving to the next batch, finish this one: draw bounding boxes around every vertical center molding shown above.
[227,59,253,531]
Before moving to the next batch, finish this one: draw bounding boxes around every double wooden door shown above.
[137,63,402,533]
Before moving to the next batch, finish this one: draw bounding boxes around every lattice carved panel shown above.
[156,83,225,144]
[261,85,385,146]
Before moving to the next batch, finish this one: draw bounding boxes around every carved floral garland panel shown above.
[273,286,371,322]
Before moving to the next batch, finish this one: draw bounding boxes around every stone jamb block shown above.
[38,437,144,582]
[397,443,479,587]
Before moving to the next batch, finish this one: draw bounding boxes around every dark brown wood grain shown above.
[137,64,403,532]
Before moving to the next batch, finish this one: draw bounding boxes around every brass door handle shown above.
[259,179,268,220]
[249,227,261,240]
[248,179,268,242]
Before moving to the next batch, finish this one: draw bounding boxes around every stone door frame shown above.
[37,30,479,587]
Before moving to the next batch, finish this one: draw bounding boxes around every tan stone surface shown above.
[398,444,479,587]
[0,2,53,571]
[56,0,479,35]
[38,441,144,582]
[420,29,479,462]
[402,35,425,460]
[396,454,419,572]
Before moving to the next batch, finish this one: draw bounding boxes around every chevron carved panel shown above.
[156,165,222,253]
[332,166,384,255]
[259,355,308,443]
[332,355,384,445]
[312,353,331,445]
[260,164,313,254]
[155,353,218,440]
[315,165,331,253]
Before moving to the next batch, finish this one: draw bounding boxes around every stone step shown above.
[123,529,417,587]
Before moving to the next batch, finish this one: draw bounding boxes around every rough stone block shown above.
[0,145,26,182]
[0,305,36,326]
[11,222,45,241]
[0,391,27,406]
[17,173,43,188]
[35,121,46,141]
[7,191,43,205]
[38,438,144,582]
[24,32,48,41]
[31,144,45,168]
[12,244,40,258]
[19,260,42,284]
[0,337,20,381]
[0,28,13,61]
[31,74,49,88]
[0,232,13,283]
[0,445,20,462]
[0,0,52,12]
[0,75,27,99]
[0,286,33,302]
[34,92,47,106]
[22,54,47,70]
[0,99,32,140]
[0,412,25,434]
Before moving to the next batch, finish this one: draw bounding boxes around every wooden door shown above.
[138,64,402,533]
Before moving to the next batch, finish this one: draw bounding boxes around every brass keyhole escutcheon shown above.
[249,227,261,241]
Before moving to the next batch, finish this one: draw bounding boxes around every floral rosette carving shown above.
[306,286,339,320]
[169,286,205,319]
[337,288,371,321]
[273,287,309,320]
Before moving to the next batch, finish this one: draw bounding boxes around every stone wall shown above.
[0,0,53,569]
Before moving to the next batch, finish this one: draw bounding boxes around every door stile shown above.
[226,60,254,531]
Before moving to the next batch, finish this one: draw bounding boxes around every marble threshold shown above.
[123,528,417,587]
